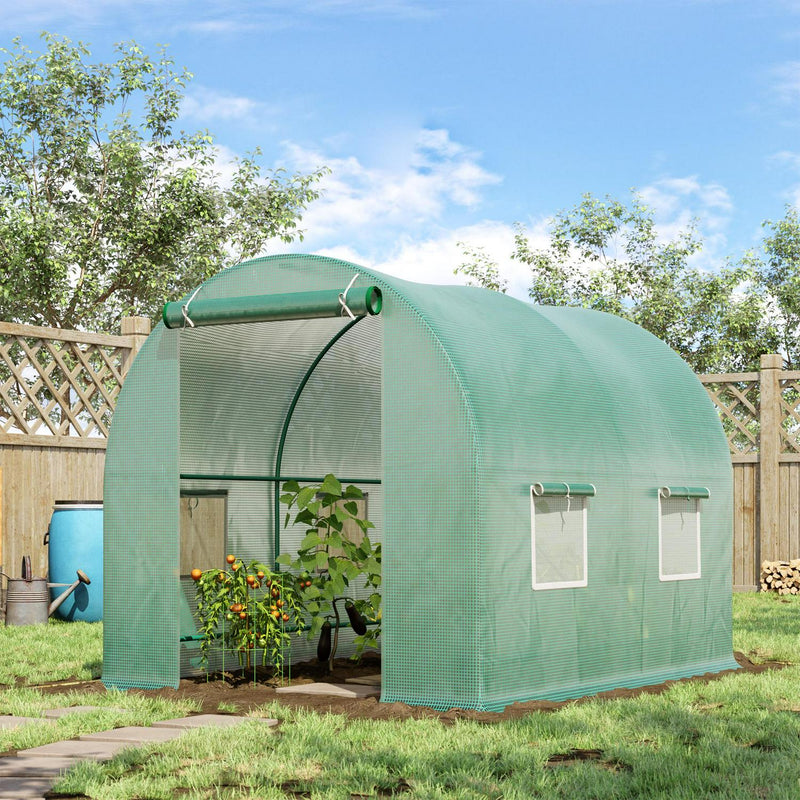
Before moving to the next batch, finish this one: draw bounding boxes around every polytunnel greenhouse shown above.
[102,254,739,711]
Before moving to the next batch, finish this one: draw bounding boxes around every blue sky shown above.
[3,0,800,296]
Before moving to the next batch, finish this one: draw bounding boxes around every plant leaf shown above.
[301,531,322,550]
[321,474,342,497]
[296,486,317,509]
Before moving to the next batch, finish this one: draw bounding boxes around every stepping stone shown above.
[0,756,79,778]
[80,726,185,744]
[43,705,110,718]
[0,717,51,730]
[345,674,381,686]
[152,714,278,729]
[17,739,129,761]
[275,682,380,699]
[0,776,54,799]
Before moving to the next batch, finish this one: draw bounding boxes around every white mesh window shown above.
[659,496,701,581]
[531,493,587,590]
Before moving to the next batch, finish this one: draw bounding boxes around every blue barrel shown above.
[47,502,103,622]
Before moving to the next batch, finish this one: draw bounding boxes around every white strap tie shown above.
[181,285,203,329]
[339,274,359,319]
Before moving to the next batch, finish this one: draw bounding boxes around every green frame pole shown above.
[273,314,366,568]
[180,473,381,484]
[163,287,382,329]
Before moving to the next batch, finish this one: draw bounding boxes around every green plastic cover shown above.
[103,254,738,708]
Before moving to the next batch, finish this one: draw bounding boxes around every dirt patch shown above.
[26,651,785,723]
[545,747,631,771]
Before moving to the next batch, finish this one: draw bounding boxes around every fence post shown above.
[759,354,783,564]
[120,316,151,376]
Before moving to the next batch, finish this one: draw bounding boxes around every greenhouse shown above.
[102,254,738,711]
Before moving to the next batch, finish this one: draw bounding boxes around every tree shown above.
[454,242,508,293]
[745,206,800,368]
[0,33,327,332]
[458,192,776,373]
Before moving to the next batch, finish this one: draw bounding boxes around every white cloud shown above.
[637,175,734,268]
[281,128,501,255]
[183,19,254,34]
[310,221,534,300]
[256,128,533,296]
[182,87,265,124]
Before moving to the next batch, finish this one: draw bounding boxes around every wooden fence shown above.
[0,317,149,578]
[700,354,800,590]
[0,315,797,590]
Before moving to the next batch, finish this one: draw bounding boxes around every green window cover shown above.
[162,286,382,329]
[532,482,597,497]
[659,486,711,499]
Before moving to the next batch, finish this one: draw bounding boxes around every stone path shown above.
[0,707,278,800]
[275,680,381,699]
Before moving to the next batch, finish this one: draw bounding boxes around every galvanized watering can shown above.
[2,556,90,626]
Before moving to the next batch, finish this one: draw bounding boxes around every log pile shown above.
[760,560,800,595]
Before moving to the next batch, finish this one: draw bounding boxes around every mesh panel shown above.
[381,296,482,709]
[532,496,586,588]
[103,329,180,689]
[660,497,701,579]
[104,254,737,707]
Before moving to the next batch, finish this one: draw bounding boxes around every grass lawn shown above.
[0,594,798,799]
[0,619,102,686]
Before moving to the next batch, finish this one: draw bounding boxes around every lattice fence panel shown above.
[701,375,760,456]
[0,331,127,440]
[779,375,800,455]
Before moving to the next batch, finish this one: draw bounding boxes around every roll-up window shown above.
[530,483,595,590]
[658,486,707,581]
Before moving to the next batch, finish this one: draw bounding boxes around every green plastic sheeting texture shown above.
[103,254,737,708]
[382,292,483,709]
[103,328,180,690]
[378,279,737,710]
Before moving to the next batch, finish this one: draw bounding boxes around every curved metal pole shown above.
[273,315,366,568]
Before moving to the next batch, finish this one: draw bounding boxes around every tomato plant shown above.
[192,557,303,675]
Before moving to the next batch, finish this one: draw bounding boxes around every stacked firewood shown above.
[760,560,800,595]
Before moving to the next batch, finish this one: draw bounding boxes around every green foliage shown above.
[454,242,508,293]
[280,474,381,656]
[192,474,380,676]
[458,191,784,373]
[192,560,303,675]
[0,33,326,332]
[515,193,775,373]
[745,206,800,368]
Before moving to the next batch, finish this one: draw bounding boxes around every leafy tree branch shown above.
[0,33,327,332]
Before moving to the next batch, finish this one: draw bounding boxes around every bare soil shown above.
[27,651,784,724]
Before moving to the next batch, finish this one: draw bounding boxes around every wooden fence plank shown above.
[733,464,744,587]
[790,463,800,564]
[0,321,130,348]
[759,355,783,562]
